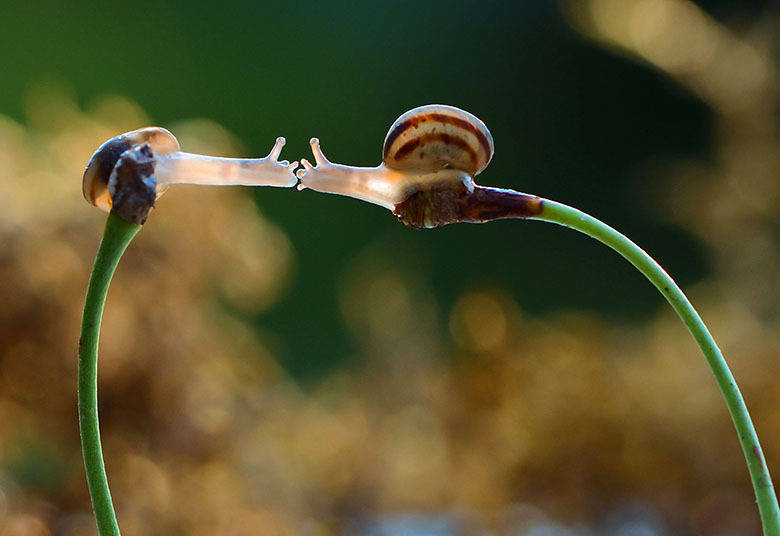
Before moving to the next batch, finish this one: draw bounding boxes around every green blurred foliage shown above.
[0,0,718,379]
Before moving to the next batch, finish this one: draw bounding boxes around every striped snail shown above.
[83,127,297,223]
[297,104,542,228]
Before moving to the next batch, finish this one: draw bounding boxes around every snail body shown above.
[297,104,494,210]
[83,127,297,214]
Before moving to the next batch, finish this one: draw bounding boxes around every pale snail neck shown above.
[301,162,474,210]
[154,151,296,188]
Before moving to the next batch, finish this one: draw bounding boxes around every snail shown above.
[296,104,542,228]
[83,127,298,223]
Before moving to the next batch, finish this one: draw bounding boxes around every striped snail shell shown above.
[382,104,494,176]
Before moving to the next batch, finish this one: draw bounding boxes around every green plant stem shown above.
[79,212,141,536]
[535,198,779,535]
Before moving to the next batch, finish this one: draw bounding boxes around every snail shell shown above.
[83,127,179,212]
[382,104,494,176]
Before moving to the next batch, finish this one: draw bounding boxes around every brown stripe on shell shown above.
[384,112,492,161]
[392,132,478,169]
[383,118,414,155]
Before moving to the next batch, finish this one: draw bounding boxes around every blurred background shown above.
[0,0,777,534]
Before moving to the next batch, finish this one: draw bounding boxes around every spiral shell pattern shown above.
[382,104,494,176]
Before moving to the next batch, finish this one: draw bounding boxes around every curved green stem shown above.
[74,195,778,534]
[535,198,779,535]
[79,212,141,536]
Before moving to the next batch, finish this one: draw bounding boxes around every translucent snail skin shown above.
[83,127,298,223]
[298,104,780,534]
[296,104,544,228]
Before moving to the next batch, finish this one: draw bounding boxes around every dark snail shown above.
[84,127,297,213]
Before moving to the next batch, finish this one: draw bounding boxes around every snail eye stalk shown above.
[297,104,780,533]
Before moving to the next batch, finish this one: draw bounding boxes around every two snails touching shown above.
[83,105,542,227]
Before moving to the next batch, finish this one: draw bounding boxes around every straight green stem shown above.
[78,212,141,536]
[535,198,779,535]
